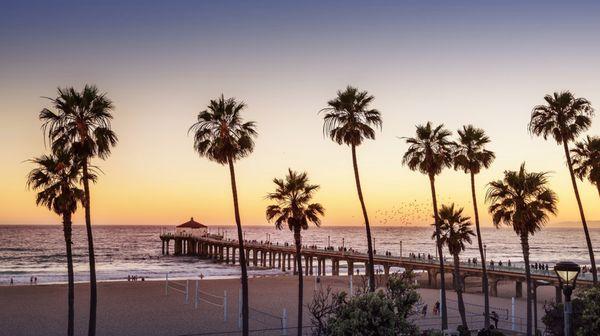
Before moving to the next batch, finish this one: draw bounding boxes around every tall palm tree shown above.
[266,169,324,336]
[27,151,86,336]
[40,85,117,336]
[529,91,597,283]
[189,95,257,336]
[453,125,495,328]
[571,135,600,197]
[486,164,558,336]
[402,122,453,329]
[435,204,475,332]
[320,86,381,292]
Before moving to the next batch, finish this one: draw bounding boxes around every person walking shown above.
[491,311,499,328]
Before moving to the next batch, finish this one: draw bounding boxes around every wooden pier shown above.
[160,232,593,303]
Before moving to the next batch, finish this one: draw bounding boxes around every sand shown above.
[0,274,559,336]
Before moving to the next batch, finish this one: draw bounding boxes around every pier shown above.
[160,232,593,303]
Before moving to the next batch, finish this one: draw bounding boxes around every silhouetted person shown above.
[491,311,499,328]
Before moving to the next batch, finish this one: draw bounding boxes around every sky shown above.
[1,0,599,227]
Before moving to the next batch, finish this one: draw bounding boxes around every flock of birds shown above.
[373,198,460,226]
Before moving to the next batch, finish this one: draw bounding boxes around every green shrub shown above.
[542,285,600,336]
[309,272,420,336]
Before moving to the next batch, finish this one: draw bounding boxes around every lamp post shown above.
[484,244,487,262]
[399,240,403,258]
[554,261,581,336]
[373,237,376,254]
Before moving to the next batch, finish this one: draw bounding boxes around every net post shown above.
[281,308,288,335]
[223,290,228,322]
[195,279,199,309]
[511,296,516,331]
[165,273,168,296]
[185,280,189,304]
[238,287,242,330]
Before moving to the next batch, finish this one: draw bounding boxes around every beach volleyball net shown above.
[164,274,228,322]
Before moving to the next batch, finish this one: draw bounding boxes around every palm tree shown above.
[27,151,85,336]
[189,95,257,336]
[571,135,600,197]
[320,86,381,292]
[266,169,324,336]
[529,91,597,283]
[486,164,558,336]
[402,122,453,330]
[453,125,495,328]
[435,204,475,332]
[40,85,117,336]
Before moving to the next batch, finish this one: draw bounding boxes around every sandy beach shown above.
[0,273,560,336]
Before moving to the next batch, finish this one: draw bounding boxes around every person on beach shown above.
[491,311,499,328]
[10,277,13,285]
[433,301,440,315]
[422,304,428,317]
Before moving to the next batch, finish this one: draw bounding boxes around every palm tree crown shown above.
[26,151,85,216]
[402,122,454,176]
[486,163,558,235]
[189,95,257,164]
[453,125,495,174]
[571,135,600,187]
[266,169,324,231]
[321,86,382,146]
[40,85,118,160]
[529,91,594,144]
[436,204,475,256]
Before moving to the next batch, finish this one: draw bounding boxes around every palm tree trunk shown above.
[351,144,375,292]
[453,254,468,331]
[82,159,97,336]
[520,232,533,336]
[597,183,600,199]
[429,174,448,330]
[294,228,303,336]
[470,171,490,328]
[228,157,249,336]
[63,212,75,336]
[563,141,597,284]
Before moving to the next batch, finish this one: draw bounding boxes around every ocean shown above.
[1,225,599,285]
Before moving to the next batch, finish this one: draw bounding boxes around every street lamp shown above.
[554,261,581,336]
[484,244,487,262]
[399,240,403,258]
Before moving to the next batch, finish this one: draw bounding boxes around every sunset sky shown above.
[1,1,599,227]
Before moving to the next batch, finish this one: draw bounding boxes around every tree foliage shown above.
[542,285,600,335]
[308,272,420,336]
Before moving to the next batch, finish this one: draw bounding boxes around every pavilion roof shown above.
[177,217,207,228]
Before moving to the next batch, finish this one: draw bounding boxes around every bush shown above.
[542,285,600,336]
[309,272,420,336]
